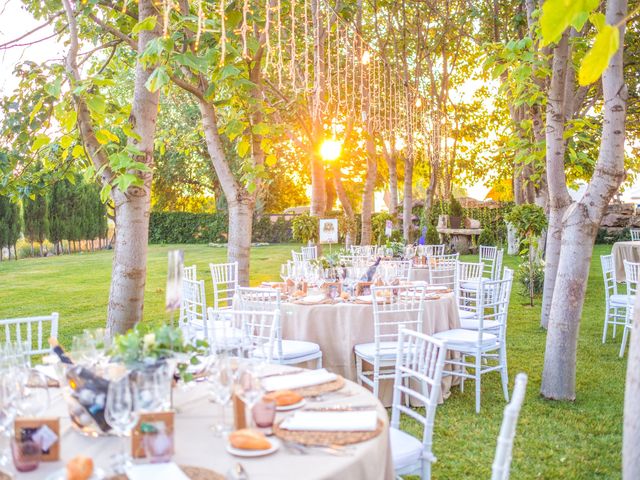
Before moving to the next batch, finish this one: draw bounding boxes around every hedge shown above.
[148,211,293,244]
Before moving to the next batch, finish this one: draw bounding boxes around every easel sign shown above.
[319,219,339,244]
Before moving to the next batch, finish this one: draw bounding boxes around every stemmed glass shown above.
[17,370,49,418]
[207,360,233,436]
[0,373,19,467]
[133,368,163,413]
[105,374,139,473]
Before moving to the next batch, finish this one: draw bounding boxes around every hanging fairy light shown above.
[195,0,203,50]
[361,50,371,65]
[415,97,422,108]
[219,0,226,64]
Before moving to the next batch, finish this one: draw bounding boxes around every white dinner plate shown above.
[45,467,107,480]
[276,398,306,411]
[226,437,281,457]
[426,285,449,291]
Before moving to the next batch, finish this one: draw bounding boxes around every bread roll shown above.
[66,455,94,480]
[263,389,303,407]
[229,429,271,450]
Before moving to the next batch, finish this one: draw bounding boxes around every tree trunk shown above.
[361,137,377,245]
[228,199,254,286]
[624,291,640,479]
[310,153,327,218]
[332,163,354,219]
[403,155,414,241]
[384,147,398,221]
[540,32,573,329]
[541,0,627,399]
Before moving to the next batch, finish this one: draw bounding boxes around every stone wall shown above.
[601,202,640,233]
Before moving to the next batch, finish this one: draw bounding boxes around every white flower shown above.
[143,333,156,351]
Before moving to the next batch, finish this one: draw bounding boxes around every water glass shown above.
[252,399,276,429]
[105,374,139,472]
[18,370,49,417]
[207,361,233,435]
[11,439,40,472]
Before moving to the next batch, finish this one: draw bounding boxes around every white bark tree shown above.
[62,0,161,336]
[541,0,628,399]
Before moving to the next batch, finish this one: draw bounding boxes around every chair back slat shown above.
[180,278,208,340]
[236,287,281,311]
[390,329,448,460]
[379,260,413,282]
[427,253,459,289]
[417,244,445,257]
[209,262,238,310]
[631,229,640,241]
[601,255,618,300]
[0,313,59,364]
[479,245,499,279]
[371,285,426,347]
[221,309,282,362]
[183,265,197,281]
[491,373,528,480]
[301,245,318,261]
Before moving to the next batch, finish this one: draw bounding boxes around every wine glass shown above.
[72,333,96,366]
[0,374,19,467]
[207,361,233,436]
[105,374,139,473]
[133,368,162,413]
[17,370,49,418]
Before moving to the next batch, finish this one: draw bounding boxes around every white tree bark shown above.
[623,291,640,479]
[541,0,627,399]
[63,0,160,336]
[403,155,414,241]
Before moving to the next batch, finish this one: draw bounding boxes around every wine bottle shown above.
[49,338,112,432]
[361,257,382,282]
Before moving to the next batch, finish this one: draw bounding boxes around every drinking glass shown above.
[17,370,49,418]
[11,439,40,472]
[252,399,276,429]
[207,361,233,435]
[235,370,264,427]
[0,375,19,467]
[133,368,162,413]
[72,333,96,366]
[280,263,289,282]
[105,374,139,473]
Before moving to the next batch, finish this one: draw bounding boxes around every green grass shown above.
[0,244,625,478]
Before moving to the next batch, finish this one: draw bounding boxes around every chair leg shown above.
[500,348,509,402]
[460,354,465,393]
[316,355,322,369]
[373,363,379,398]
[355,355,363,386]
[475,354,481,414]
[422,458,431,480]
[602,308,609,344]
[619,325,630,358]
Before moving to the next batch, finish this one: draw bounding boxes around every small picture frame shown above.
[322,281,342,299]
[356,282,373,296]
[132,411,175,459]
[14,417,60,461]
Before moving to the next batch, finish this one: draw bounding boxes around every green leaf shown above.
[265,154,277,167]
[60,135,73,149]
[71,144,85,158]
[590,12,606,32]
[252,122,270,136]
[237,138,250,157]
[45,78,62,98]
[100,183,112,203]
[132,16,157,34]
[174,52,209,73]
[122,124,142,141]
[95,129,120,145]
[87,95,106,115]
[113,173,141,192]
[145,66,170,93]
[578,24,620,86]
[31,134,50,152]
[540,0,599,46]
[219,65,241,81]
[29,99,44,124]
[62,110,77,132]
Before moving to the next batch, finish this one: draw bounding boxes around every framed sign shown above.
[132,411,175,459]
[385,220,393,237]
[319,219,339,244]
[14,417,60,461]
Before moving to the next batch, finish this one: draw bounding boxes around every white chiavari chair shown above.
[427,253,459,290]
[434,270,513,413]
[180,278,209,341]
[479,246,502,280]
[457,261,485,320]
[620,260,640,357]
[291,250,305,263]
[380,260,413,282]
[351,245,376,258]
[235,287,281,311]
[389,329,448,480]
[491,373,528,480]
[631,229,640,241]
[301,245,318,261]
[183,264,197,281]
[209,261,238,311]
[354,285,426,398]
[600,255,629,343]
[0,313,59,365]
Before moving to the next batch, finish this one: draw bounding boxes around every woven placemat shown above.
[292,375,345,397]
[273,418,384,446]
[109,465,224,480]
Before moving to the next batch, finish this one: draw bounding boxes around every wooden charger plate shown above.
[273,418,385,446]
[109,465,224,480]
[292,375,345,397]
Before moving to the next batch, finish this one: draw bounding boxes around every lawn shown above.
[0,243,626,479]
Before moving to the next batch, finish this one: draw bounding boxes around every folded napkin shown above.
[427,285,449,291]
[126,462,190,480]
[280,410,378,432]
[261,368,337,391]
[296,294,328,305]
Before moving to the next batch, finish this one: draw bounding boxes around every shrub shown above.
[478,228,497,246]
[148,212,228,244]
[291,213,319,244]
[449,197,465,220]
[516,258,545,298]
[252,216,292,243]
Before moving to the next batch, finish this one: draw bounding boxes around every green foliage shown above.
[425,223,440,245]
[505,203,547,237]
[0,195,21,256]
[251,216,293,243]
[148,212,229,244]
[371,212,394,245]
[579,24,620,86]
[291,213,319,244]
[23,194,49,246]
[516,257,545,297]
[449,196,464,219]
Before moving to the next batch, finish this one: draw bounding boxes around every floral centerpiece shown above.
[111,323,208,382]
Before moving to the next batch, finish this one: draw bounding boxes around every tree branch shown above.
[88,13,137,50]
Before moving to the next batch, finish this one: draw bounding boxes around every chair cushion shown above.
[459,319,501,330]
[254,340,320,360]
[390,427,423,471]
[458,309,476,319]
[354,341,401,360]
[433,328,498,350]
[611,294,632,305]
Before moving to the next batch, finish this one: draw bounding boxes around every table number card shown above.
[132,412,175,459]
[14,417,60,461]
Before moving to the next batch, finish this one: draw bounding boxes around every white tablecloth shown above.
[18,366,393,480]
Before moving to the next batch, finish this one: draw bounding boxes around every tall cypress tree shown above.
[48,180,71,254]
[0,196,21,260]
[23,194,49,256]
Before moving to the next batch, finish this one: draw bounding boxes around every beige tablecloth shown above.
[612,241,640,281]
[21,366,393,480]
[409,266,430,282]
[281,294,460,405]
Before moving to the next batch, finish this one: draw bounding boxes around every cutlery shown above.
[283,440,353,457]
[259,368,304,379]
[303,404,377,412]
[308,390,357,402]
[226,462,249,480]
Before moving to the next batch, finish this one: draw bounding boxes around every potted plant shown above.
[449,197,465,229]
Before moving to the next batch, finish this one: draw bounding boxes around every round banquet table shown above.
[408,266,430,282]
[281,293,460,406]
[19,365,394,480]
[612,240,640,281]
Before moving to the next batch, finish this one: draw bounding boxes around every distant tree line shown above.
[0,176,109,260]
